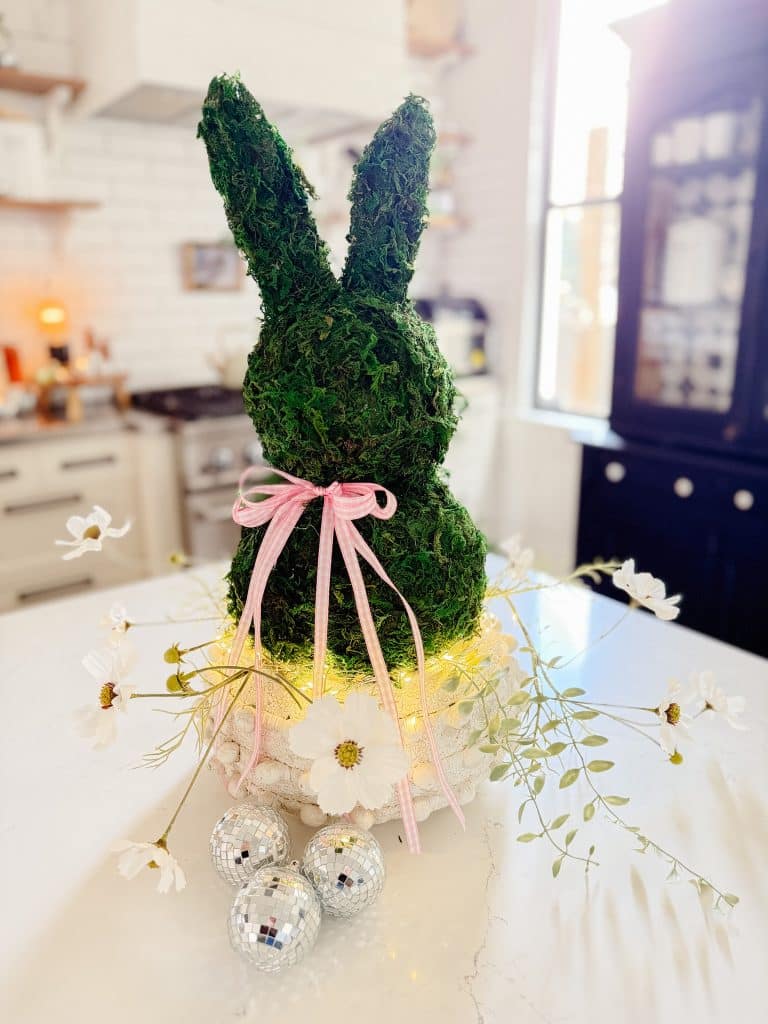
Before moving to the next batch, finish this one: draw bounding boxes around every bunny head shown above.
[199,75,456,490]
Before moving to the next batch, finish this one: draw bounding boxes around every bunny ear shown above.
[342,95,436,304]
[198,75,337,314]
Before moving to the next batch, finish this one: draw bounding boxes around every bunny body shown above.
[199,76,486,669]
[243,294,455,487]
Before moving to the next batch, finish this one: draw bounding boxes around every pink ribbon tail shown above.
[230,501,306,795]
[227,467,466,849]
[340,521,466,833]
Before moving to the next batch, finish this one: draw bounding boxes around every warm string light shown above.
[207,611,517,731]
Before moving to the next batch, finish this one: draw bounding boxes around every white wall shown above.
[436,0,583,573]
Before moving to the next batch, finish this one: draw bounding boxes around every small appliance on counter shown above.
[131,385,275,560]
[414,295,489,376]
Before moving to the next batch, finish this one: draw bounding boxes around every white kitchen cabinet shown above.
[0,429,151,611]
[133,427,184,577]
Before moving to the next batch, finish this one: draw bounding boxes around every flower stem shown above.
[158,672,249,844]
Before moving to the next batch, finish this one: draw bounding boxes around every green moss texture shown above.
[199,75,487,669]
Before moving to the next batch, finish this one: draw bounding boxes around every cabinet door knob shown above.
[733,489,754,511]
[674,476,694,498]
[604,461,626,483]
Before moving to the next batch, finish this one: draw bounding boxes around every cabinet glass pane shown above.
[634,98,761,412]
[538,202,620,417]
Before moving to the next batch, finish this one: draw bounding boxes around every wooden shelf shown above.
[36,373,130,422]
[0,67,86,101]
[0,195,100,213]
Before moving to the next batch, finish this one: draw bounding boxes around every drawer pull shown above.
[604,461,626,483]
[0,467,19,481]
[17,576,94,603]
[60,454,117,471]
[674,477,694,499]
[733,489,754,511]
[4,493,82,515]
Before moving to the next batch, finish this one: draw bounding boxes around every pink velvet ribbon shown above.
[226,466,466,853]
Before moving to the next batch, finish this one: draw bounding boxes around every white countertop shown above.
[1,561,766,1023]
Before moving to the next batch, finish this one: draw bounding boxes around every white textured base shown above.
[210,613,524,827]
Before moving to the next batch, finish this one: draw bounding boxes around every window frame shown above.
[528,0,629,426]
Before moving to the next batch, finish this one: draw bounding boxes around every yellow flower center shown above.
[665,702,681,726]
[148,838,167,869]
[335,739,363,769]
[99,682,117,709]
[83,524,102,540]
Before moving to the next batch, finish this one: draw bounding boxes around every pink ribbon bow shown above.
[226,467,465,853]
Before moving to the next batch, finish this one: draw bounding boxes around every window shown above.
[535,0,668,419]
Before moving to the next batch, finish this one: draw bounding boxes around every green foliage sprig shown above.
[450,560,740,910]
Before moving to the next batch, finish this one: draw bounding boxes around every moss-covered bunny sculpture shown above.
[198,74,486,670]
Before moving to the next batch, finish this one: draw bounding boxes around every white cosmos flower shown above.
[656,679,689,756]
[612,559,681,621]
[75,645,136,749]
[56,505,131,560]
[499,534,534,582]
[113,840,186,893]
[289,692,409,815]
[691,671,746,730]
[100,603,131,646]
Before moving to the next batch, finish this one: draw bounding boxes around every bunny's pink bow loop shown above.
[227,467,465,853]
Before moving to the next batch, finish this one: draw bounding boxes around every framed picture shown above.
[180,241,244,291]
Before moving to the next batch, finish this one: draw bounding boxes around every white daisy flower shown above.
[288,692,409,815]
[691,671,746,730]
[56,505,131,560]
[113,840,186,893]
[655,680,689,756]
[100,603,132,646]
[612,559,681,621]
[75,645,136,749]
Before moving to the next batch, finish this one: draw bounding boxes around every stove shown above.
[132,385,274,559]
[132,384,246,420]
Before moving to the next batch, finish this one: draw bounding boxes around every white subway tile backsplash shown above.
[0,4,259,387]
[0,117,258,388]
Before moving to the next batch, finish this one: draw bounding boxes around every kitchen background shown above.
[1,0,766,656]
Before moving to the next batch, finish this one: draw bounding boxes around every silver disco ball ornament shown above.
[228,863,322,972]
[210,803,290,885]
[302,824,385,918]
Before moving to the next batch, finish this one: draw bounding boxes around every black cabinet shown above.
[576,1,768,657]
[577,436,768,655]
[611,0,768,456]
